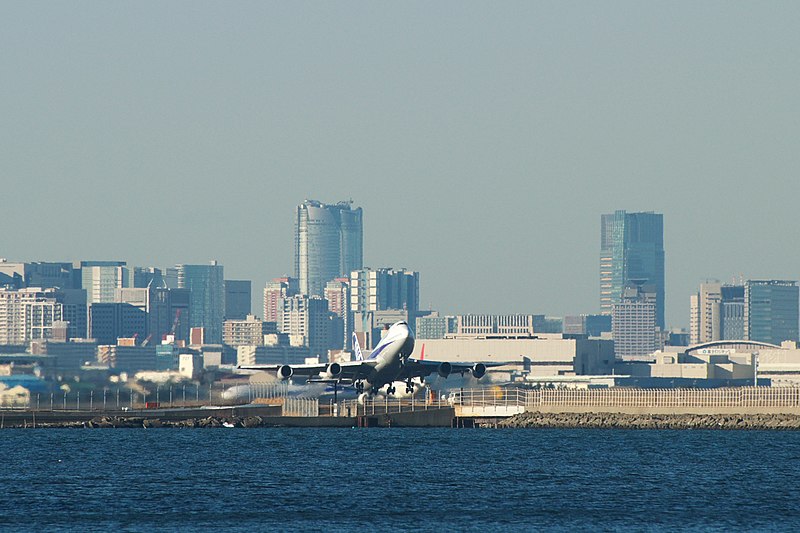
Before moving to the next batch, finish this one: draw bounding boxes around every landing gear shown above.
[355,381,365,394]
[405,379,414,394]
[386,385,396,395]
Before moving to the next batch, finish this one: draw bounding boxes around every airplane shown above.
[237,320,504,397]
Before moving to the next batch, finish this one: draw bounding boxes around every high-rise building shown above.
[689,282,746,344]
[689,282,722,345]
[324,278,351,351]
[111,286,190,345]
[0,261,78,290]
[612,284,659,359]
[89,302,147,345]
[563,314,612,337]
[223,315,277,347]
[0,287,86,344]
[81,261,128,304]
[224,280,251,320]
[129,267,164,289]
[277,295,330,357]
[721,285,745,340]
[745,280,799,345]
[263,277,299,322]
[175,262,225,344]
[600,211,665,329]
[349,268,419,314]
[295,200,363,297]
[415,313,457,340]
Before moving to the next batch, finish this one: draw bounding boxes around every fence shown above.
[442,387,800,410]
[1,382,276,411]
[8,385,800,415]
[282,398,319,417]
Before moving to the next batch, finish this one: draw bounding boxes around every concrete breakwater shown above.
[499,411,800,430]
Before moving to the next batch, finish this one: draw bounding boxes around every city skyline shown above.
[4,4,800,328]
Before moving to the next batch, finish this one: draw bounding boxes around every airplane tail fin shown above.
[353,332,364,361]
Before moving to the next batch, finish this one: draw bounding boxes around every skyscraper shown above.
[81,261,128,304]
[600,211,665,329]
[295,200,363,297]
[324,277,351,350]
[224,280,251,320]
[263,277,299,322]
[689,282,745,344]
[745,280,799,345]
[277,295,330,358]
[612,284,659,358]
[349,268,419,314]
[175,262,225,344]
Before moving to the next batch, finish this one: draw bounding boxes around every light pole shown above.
[754,351,759,387]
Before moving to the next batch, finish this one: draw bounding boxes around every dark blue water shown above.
[2,428,799,531]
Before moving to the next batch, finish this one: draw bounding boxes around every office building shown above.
[563,314,612,337]
[456,315,535,336]
[350,268,419,315]
[81,261,128,304]
[745,280,799,345]
[0,287,85,344]
[0,260,78,290]
[111,286,190,345]
[224,280,251,320]
[89,303,147,346]
[324,278,351,350]
[689,282,746,344]
[295,200,363,297]
[533,315,563,334]
[416,313,457,340]
[612,284,660,359]
[129,267,164,289]
[721,285,745,340]
[175,262,225,344]
[263,277,299,322]
[223,315,277,347]
[689,282,722,345]
[97,344,157,373]
[278,295,330,357]
[600,211,665,328]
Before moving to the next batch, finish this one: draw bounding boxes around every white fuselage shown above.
[363,321,415,390]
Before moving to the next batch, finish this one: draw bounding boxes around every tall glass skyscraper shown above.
[175,262,224,344]
[600,211,665,329]
[745,280,799,345]
[295,200,363,297]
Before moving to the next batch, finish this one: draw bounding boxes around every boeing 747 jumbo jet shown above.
[238,320,503,397]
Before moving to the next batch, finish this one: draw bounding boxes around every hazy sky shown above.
[3,2,800,328]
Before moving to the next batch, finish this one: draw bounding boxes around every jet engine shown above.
[471,363,487,379]
[276,365,293,380]
[437,362,452,378]
[324,362,342,379]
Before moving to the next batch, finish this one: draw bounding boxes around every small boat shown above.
[222,422,235,428]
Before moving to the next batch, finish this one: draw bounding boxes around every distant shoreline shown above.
[5,411,800,430]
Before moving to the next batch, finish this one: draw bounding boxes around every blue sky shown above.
[3,2,800,328]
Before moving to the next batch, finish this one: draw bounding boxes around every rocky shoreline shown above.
[4,415,269,429]
[498,411,800,430]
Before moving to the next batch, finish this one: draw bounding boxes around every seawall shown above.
[499,411,800,430]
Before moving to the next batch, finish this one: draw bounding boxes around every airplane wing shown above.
[397,359,515,380]
[237,360,376,383]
